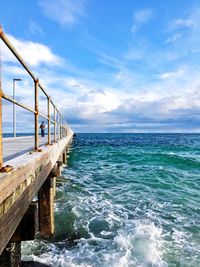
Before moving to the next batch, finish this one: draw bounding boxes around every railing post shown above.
[34,79,39,151]
[60,114,62,139]
[57,111,59,140]
[62,116,63,138]
[54,106,56,142]
[47,97,51,145]
[0,88,3,168]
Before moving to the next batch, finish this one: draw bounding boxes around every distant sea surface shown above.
[22,133,200,266]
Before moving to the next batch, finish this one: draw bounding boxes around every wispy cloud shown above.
[158,69,185,80]
[169,9,200,31]
[38,0,87,27]
[27,21,44,36]
[131,8,153,33]
[165,8,200,60]
[164,33,182,44]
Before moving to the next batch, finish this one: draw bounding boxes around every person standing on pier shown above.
[40,121,45,137]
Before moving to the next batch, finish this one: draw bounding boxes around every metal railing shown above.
[0,26,71,168]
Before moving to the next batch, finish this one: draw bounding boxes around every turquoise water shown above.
[22,133,200,266]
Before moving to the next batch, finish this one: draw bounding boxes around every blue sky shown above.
[1,0,200,132]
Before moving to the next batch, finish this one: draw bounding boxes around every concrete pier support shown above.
[62,151,67,165]
[38,176,55,237]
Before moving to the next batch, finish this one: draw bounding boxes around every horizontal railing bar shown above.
[2,95,69,130]
[38,113,49,121]
[50,99,55,107]
[38,83,49,98]
[39,117,67,129]
[0,27,37,82]
[2,93,37,114]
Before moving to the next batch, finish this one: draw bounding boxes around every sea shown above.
[21,133,200,267]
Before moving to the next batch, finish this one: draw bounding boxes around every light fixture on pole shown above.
[13,78,22,138]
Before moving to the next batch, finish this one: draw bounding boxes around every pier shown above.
[0,27,73,266]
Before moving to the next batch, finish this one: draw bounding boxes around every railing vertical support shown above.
[0,88,3,168]
[34,79,39,151]
[57,110,60,140]
[54,106,56,142]
[60,114,62,139]
[62,116,64,138]
[47,97,51,145]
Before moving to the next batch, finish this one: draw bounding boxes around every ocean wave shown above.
[22,134,200,266]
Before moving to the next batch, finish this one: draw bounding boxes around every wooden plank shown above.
[0,136,72,205]
[0,134,73,254]
[3,135,48,162]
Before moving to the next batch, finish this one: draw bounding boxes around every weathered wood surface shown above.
[0,134,73,254]
[3,135,53,162]
[38,176,55,237]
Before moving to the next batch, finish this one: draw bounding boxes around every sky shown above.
[1,0,200,133]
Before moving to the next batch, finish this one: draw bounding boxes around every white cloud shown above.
[164,8,200,62]
[158,69,185,80]
[38,0,86,27]
[1,34,62,67]
[132,8,153,33]
[170,18,194,29]
[3,60,200,133]
[2,18,200,133]
[168,9,200,31]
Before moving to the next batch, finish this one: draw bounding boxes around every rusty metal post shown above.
[60,114,62,139]
[0,88,3,168]
[57,111,60,140]
[54,106,56,142]
[34,79,39,151]
[47,97,51,145]
[62,116,64,138]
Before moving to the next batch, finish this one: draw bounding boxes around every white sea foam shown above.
[21,133,200,266]
[114,220,167,267]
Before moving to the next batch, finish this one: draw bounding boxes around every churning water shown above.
[22,133,200,266]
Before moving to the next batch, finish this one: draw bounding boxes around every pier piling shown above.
[38,176,55,237]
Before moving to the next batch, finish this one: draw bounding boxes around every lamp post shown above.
[13,78,21,137]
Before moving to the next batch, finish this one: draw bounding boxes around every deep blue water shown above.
[22,133,200,266]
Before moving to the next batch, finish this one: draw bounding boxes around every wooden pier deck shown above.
[0,27,74,265]
[3,136,49,162]
[0,133,73,255]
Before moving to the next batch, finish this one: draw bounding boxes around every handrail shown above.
[2,93,37,114]
[0,27,37,82]
[0,26,71,167]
